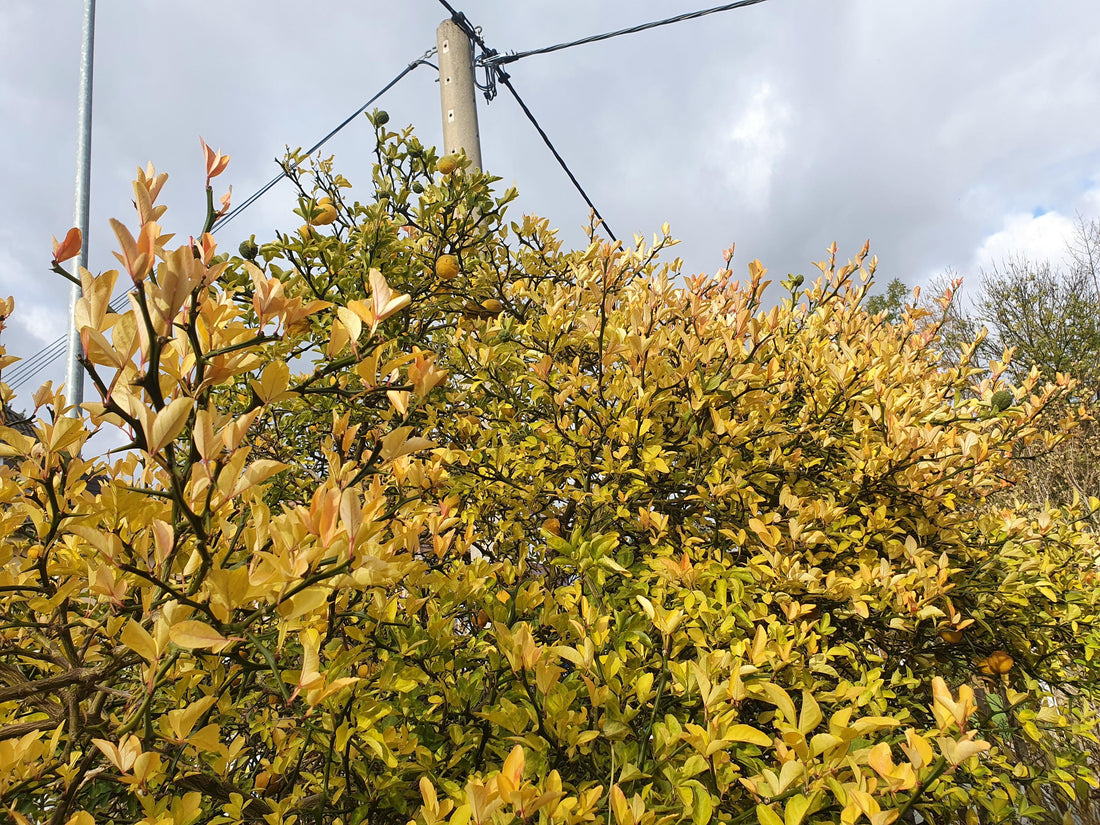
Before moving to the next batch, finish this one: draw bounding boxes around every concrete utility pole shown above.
[64,0,96,414]
[436,19,483,170]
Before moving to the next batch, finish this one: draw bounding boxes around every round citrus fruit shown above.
[991,390,1013,412]
[985,650,1014,674]
[437,154,460,175]
[309,197,337,226]
[435,254,460,279]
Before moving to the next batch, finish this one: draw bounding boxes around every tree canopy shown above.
[0,123,1098,825]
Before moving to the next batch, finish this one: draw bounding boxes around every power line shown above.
[6,337,70,389]
[6,52,437,392]
[484,0,771,67]
[495,71,616,242]
[213,49,437,234]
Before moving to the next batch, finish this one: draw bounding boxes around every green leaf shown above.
[692,785,713,825]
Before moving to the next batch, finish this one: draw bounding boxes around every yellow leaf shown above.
[230,459,288,498]
[420,776,439,812]
[726,724,772,747]
[306,676,359,707]
[759,682,797,724]
[784,795,811,825]
[169,619,228,650]
[368,268,411,331]
[690,785,712,825]
[501,745,524,792]
[188,723,223,754]
[777,759,803,793]
[167,695,217,740]
[867,742,896,778]
[337,306,363,343]
[380,427,435,460]
[798,690,822,735]
[553,646,586,668]
[610,785,629,825]
[849,716,902,736]
[809,733,843,757]
[278,586,330,621]
[757,804,784,825]
[937,735,990,766]
[120,619,158,662]
[252,360,291,404]
[900,729,934,770]
[147,397,194,454]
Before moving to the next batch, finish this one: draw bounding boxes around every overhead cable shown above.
[213,48,437,234]
[484,0,771,67]
[495,72,617,242]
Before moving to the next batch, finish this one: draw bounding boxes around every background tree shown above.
[864,277,909,324]
[973,250,1100,396]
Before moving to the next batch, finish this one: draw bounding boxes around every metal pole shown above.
[64,0,95,414]
[436,19,483,170]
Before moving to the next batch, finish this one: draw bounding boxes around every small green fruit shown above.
[374,110,390,126]
[991,390,1013,412]
[239,237,259,261]
[411,182,424,194]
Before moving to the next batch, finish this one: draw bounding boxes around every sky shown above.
[1,0,1099,404]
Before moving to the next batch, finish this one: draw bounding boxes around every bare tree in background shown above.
[922,219,1100,824]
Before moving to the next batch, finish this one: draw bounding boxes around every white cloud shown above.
[970,182,1100,272]
[972,210,1077,270]
[719,83,793,207]
[13,301,67,347]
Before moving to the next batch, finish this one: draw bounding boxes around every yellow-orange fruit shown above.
[357,664,371,678]
[435,254,460,279]
[437,154,460,175]
[481,298,503,314]
[984,650,1014,675]
[939,629,964,644]
[308,197,337,226]
[542,517,561,537]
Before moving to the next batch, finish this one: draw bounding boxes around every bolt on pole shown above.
[436,19,483,170]
[64,0,96,416]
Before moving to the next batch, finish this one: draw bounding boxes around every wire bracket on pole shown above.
[434,0,616,241]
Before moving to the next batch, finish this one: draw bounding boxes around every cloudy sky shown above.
[2,1,1099,401]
